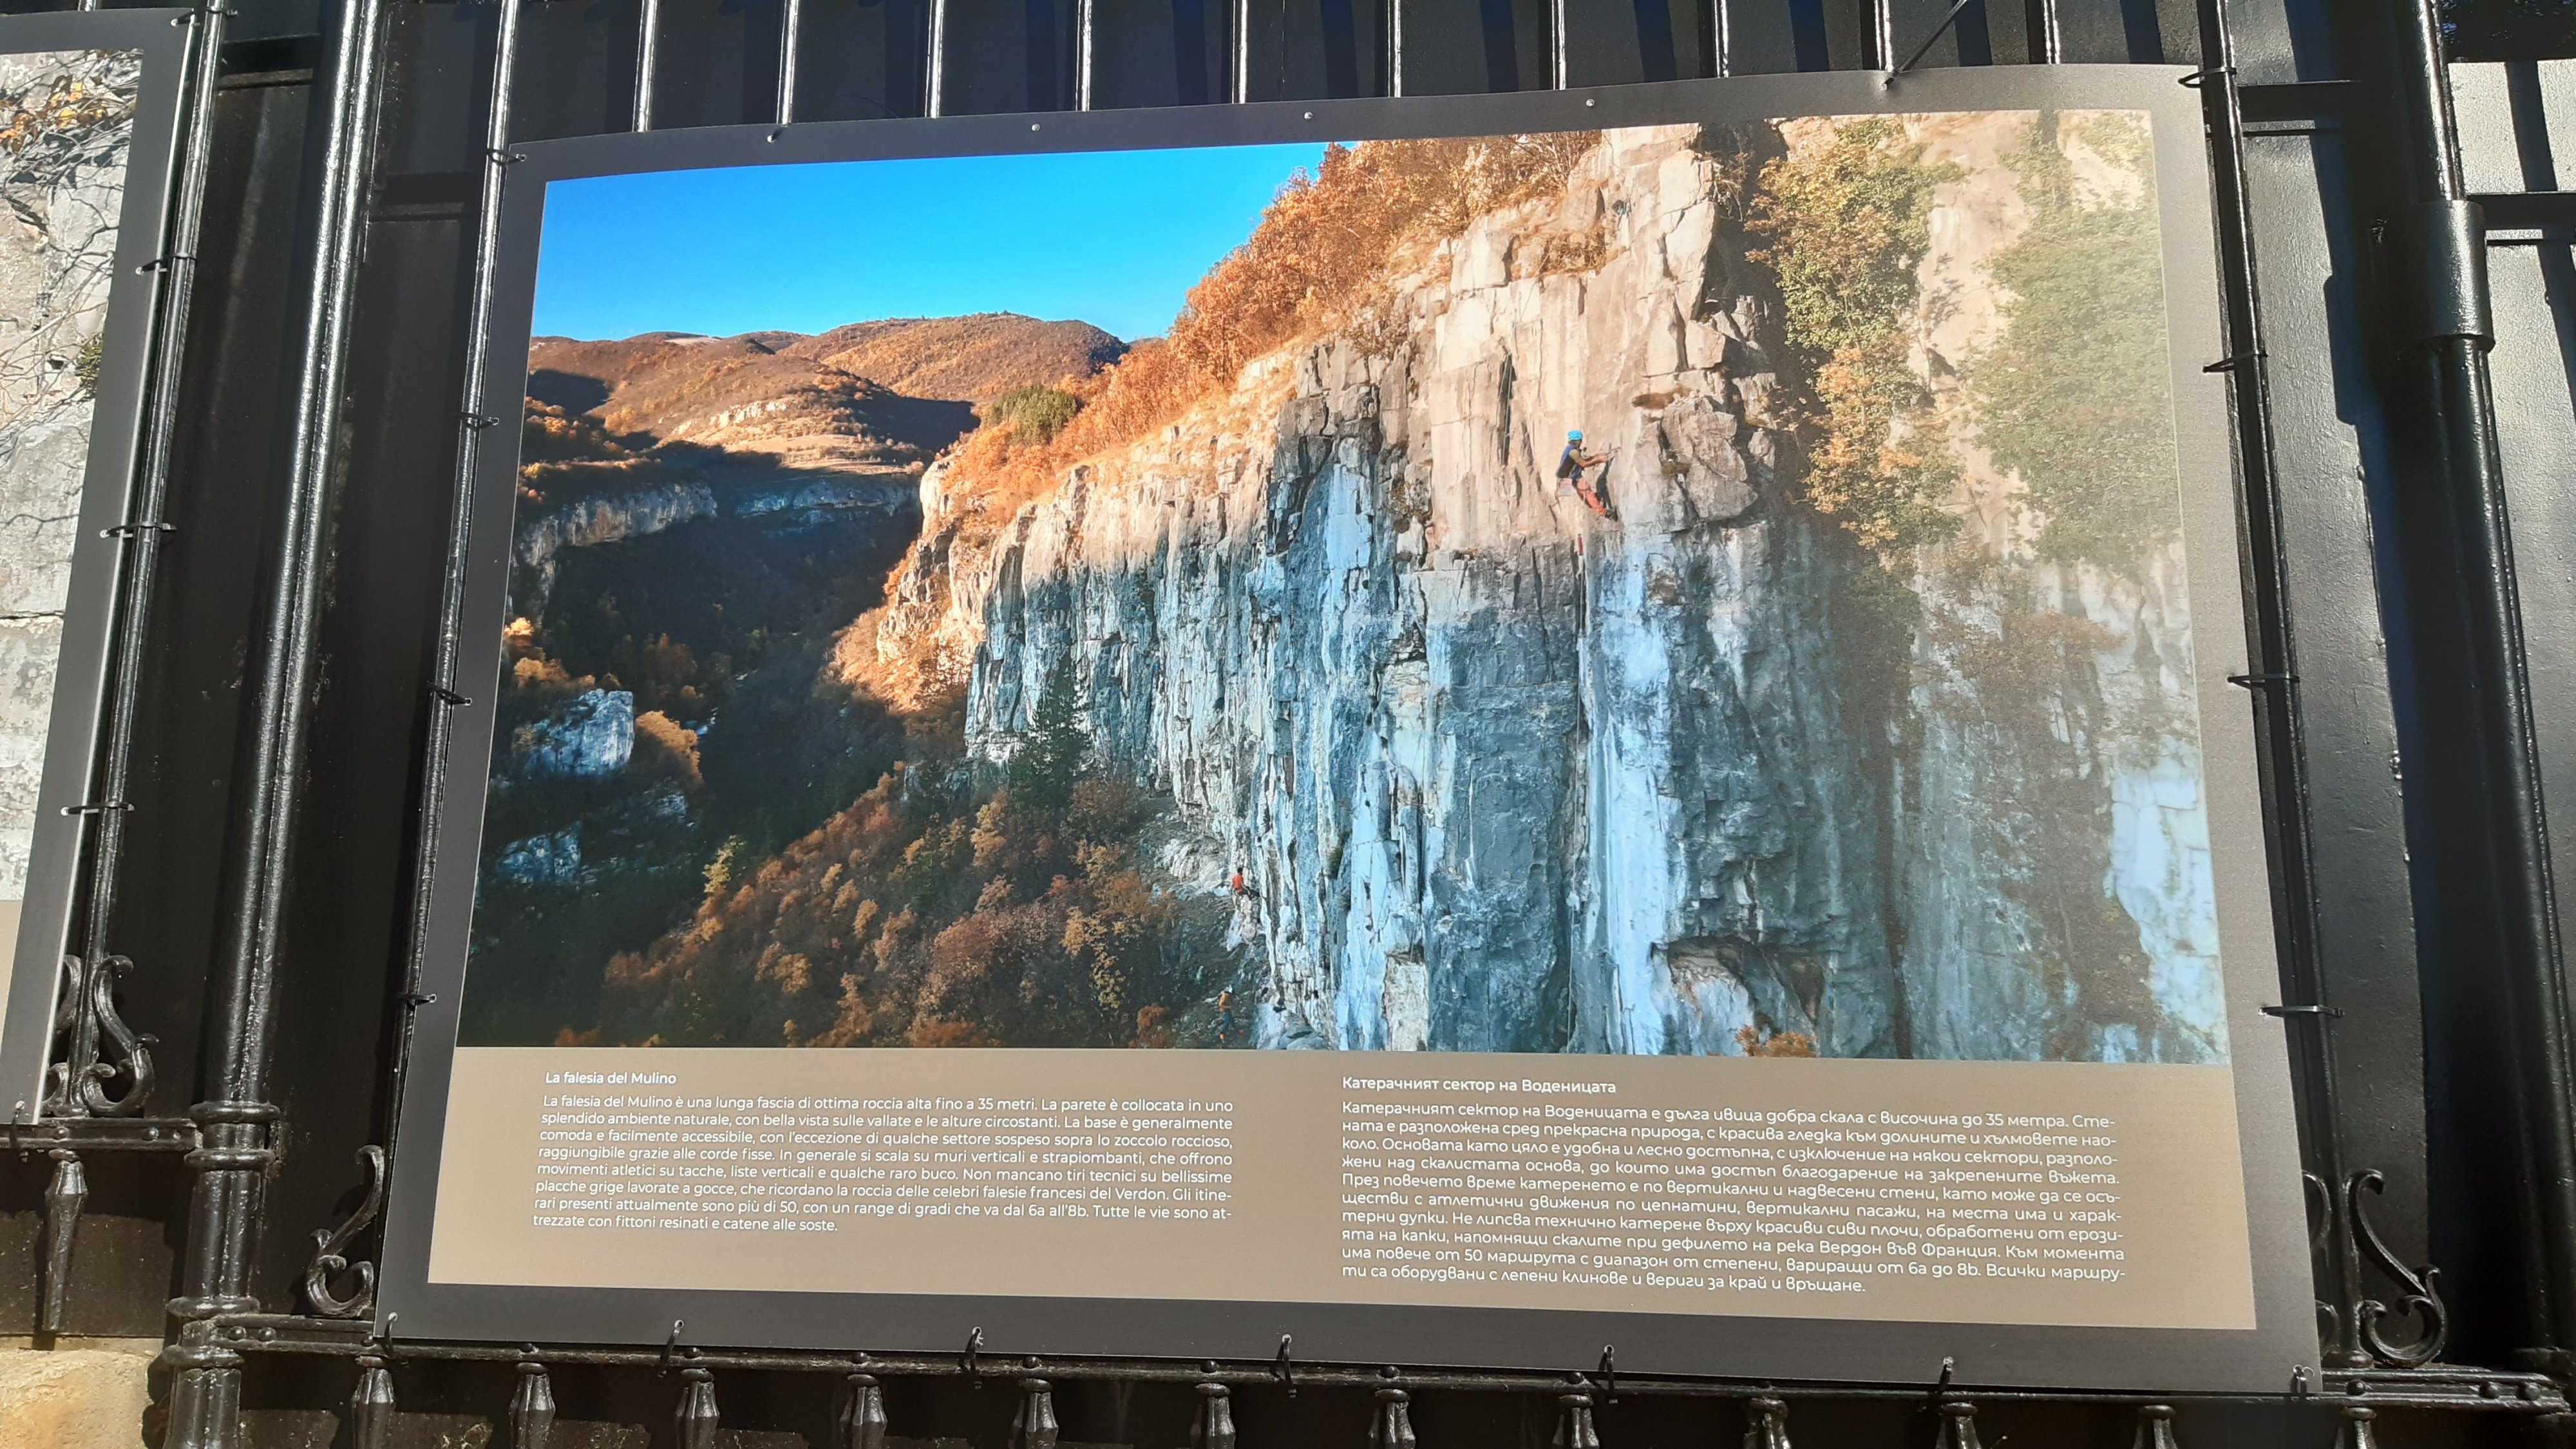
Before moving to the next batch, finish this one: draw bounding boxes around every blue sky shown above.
[533,142,1331,344]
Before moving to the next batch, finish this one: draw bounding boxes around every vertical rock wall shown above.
[892,117,2226,1063]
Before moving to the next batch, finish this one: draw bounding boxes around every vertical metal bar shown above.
[1863,0,1893,68]
[2022,0,2059,62]
[2388,0,2576,1352]
[37,1148,84,1333]
[1383,0,1402,96]
[925,0,949,117]
[158,0,388,1437]
[1707,0,1729,76]
[633,0,662,130]
[779,0,804,121]
[1231,0,1251,100]
[1548,0,1567,86]
[2188,0,2356,1363]
[390,0,523,1186]
[1075,0,1096,108]
[66,0,234,1123]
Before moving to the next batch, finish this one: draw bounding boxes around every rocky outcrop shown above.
[861,120,2226,1063]
[513,688,635,779]
[514,479,719,611]
[495,825,582,886]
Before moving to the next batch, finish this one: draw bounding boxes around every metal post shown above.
[1010,1379,1060,1449]
[2188,0,2365,1367]
[511,1358,557,1449]
[1862,0,1892,68]
[1383,0,1402,96]
[157,0,388,1439]
[633,0,661,130]
[925,0,948,117]
[779,0,804,121]
[60,0,235,1124]
[1547,0,1567,87]
[1553,1394,1599,1449]
[38,1148,84,1333]
[2387,0,2576,1356]
[1705,0,1728,76]
[2022,0,2058,62]
[677,1365,721,1449]
[388,0,523,1224]
[349,1352,396,1449]
[1743,1396,1789,1449]
[839,1372,887,1449]
[1190,1383,1236,1449]
[1231,0,1251,100]
[1368,1388,1416,1449]
[1075,0,1096,109]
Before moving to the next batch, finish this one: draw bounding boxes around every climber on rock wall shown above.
[1557,429,1612,520]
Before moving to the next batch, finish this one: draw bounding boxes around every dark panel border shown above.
[380,64,2317,1396]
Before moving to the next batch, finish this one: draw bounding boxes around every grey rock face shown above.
[899,120,2224,1063]
[0,48,140,900]
[952,128,1896,1056]
[513,688,636,779]
[495,826,582,886]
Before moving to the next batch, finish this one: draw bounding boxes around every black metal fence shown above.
[5,0,2575,1443]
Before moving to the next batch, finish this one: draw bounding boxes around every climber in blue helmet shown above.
[1557,428,1612,520]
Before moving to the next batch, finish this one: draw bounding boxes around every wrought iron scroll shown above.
[44,952,153,1117]
[302,1144,387,1318]
[2305,1168,2448,1367]
[2347,1170,2448,1365]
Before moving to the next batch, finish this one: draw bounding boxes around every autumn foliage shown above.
[934,132,1604,522]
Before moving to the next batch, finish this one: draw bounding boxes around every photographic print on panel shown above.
[393,75,2309,1388]
[468,113,2221,1070]
[0,12,187,1121]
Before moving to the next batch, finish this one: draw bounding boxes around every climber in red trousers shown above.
[1558,430,1612,519]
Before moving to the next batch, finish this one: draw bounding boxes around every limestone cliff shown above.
[857,118,2224,1063]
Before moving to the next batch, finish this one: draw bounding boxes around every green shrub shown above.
[1746,120,1963,555]
[1970,112,2177,570]
[983,384,1081,445]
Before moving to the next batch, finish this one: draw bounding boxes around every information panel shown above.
[0,11,191,1121]
[382,64,2315,1391]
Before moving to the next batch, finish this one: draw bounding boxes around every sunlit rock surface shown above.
[513,688,636,779]
[0,49,140,899]
[874,120,2227,1062]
